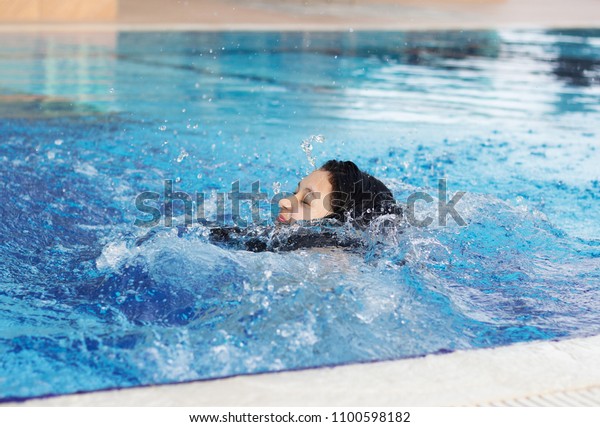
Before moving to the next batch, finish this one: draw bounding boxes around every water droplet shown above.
[272,182,281,195]
[159,125,167,131]
[177,149,189,163]
[175,177,182,183]
[54,139,63,146]
[312,135,325,144]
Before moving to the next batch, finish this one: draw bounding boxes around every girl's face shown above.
[277,170,334,224]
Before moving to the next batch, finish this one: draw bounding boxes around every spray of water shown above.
[301,135,325,170]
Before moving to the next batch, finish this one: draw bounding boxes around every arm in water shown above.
[135,221,363,252]
[208,224,363,252]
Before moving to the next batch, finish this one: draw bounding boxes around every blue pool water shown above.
[0,30,599,401]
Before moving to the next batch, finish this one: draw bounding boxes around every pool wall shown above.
[1,0,600,32]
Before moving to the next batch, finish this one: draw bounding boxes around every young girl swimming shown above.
[209,160,403,252]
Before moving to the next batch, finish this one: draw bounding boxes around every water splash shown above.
[301,134,325,170]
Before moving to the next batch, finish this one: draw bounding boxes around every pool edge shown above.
[0,22,599,33]
[5,334,600,407]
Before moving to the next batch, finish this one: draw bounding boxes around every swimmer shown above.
[277,159,400,226]
[209,160,403,252]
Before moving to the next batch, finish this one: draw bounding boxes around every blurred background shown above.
[0,0,599,29]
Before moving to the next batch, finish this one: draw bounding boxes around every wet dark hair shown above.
[320,160,401,225]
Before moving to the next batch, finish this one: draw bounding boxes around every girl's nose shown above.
[279,197,292,211]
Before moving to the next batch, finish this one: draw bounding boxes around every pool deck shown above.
[0,0,599,31]
[4,334,600,406]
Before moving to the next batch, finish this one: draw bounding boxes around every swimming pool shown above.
[0,29,599,402]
